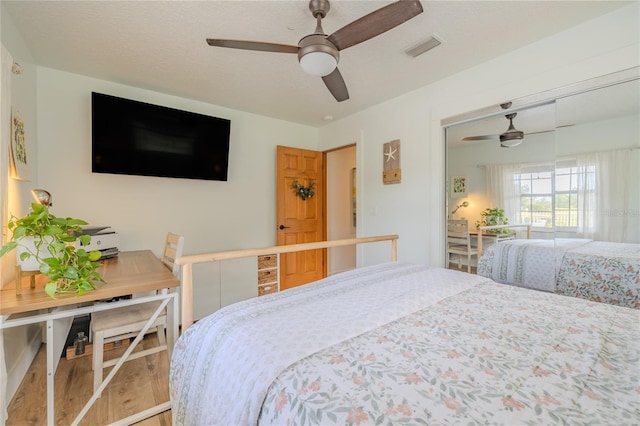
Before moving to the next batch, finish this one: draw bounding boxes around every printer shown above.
[77,226,120,259]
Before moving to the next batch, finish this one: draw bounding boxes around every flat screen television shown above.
[92,92,231,181]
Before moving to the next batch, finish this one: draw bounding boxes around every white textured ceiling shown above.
[2,0,631,127]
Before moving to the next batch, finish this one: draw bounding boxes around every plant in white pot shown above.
[475,207,511,234]
[0,203,104,298]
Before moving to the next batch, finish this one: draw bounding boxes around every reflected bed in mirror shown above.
[444,69,639,306]
[477,237,639,309]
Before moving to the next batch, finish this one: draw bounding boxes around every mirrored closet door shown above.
[444,70,639,272]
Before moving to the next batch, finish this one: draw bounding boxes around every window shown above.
[555,165,595,228]
[516,168,553,228]
[514,163,595,229]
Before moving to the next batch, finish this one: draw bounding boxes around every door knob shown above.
[278,225,291,230]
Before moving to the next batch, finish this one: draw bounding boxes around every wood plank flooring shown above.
[447,262,478,274]
[6,334,171,425]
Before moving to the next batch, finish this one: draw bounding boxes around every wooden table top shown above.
[470,231,516,236]
[0,250,180,316]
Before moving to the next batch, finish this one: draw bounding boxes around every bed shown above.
[476,238,640,309]
[170,238,639,425]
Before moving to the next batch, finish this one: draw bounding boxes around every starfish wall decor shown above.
[382,139,401,184]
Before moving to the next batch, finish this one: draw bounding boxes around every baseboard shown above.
[6,328,42,404]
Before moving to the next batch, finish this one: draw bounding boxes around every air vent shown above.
[405,36,441,58]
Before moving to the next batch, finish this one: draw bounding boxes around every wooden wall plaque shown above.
[383,139,401,184]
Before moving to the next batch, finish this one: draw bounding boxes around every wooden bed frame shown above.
[175,234,399,330]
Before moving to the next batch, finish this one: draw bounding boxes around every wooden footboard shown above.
[175,235,399,331]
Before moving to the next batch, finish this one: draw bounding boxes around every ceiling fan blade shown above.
[463,135,498,141]
[525,130,554,136]
[327,0,423,51]
[206,39,299,54]
[322,68,349,102]
[525,124,575,135]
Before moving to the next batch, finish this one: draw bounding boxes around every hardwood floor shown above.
[6,334,171,426]
[447,262,478,274]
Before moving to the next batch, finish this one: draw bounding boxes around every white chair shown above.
[90,232,184,395]
[447,220,478,273]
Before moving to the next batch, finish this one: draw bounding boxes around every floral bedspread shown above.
[170,263,491,425]
[170,263,639,426]
[260,281,639,425]
[477,238,639,308]
[556,241,640,308]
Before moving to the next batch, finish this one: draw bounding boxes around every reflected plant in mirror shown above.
[476,208,510,234]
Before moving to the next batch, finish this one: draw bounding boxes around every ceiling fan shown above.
[462,103,525,147]
[205,0,424,102]
[462,102,563,148]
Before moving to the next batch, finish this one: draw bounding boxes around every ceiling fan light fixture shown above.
[298,34,339,77]
[299,51,337,76]
[499,112,524,147]
[500,132,524,147]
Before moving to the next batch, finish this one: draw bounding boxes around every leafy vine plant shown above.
[475,207,511,234]
[290,180,315,200]
[0,203,104,298]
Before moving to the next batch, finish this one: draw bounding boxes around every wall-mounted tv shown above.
[92,92,231,181]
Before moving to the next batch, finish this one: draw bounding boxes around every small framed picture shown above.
[10,111,31,181]
[451,176,467,198]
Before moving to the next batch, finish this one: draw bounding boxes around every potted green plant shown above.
[475,207,511,234]
[0,203,104,298]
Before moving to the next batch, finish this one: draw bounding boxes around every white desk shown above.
[471,231,516,245]
[474,224,532,257]
[0,250,180,425]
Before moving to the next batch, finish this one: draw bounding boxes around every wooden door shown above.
[276,145,326,290]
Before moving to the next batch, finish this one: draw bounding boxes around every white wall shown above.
[318,3,640,267]
[35,68,318,320]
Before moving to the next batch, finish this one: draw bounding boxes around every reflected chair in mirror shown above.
[90,232,184,395]
[447,219,478,273]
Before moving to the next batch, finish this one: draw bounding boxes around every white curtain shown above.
[0,43,12,425]
[576,149,636,242]
[485,163,522,225]
[487,151,638,243]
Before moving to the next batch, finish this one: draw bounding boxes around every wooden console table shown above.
[0,250,180,425]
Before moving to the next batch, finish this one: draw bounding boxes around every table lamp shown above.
[452,201,469,215]
[31,189,52,207]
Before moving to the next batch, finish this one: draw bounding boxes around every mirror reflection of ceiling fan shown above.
[463,102,572,147]
[205,0,423,102]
